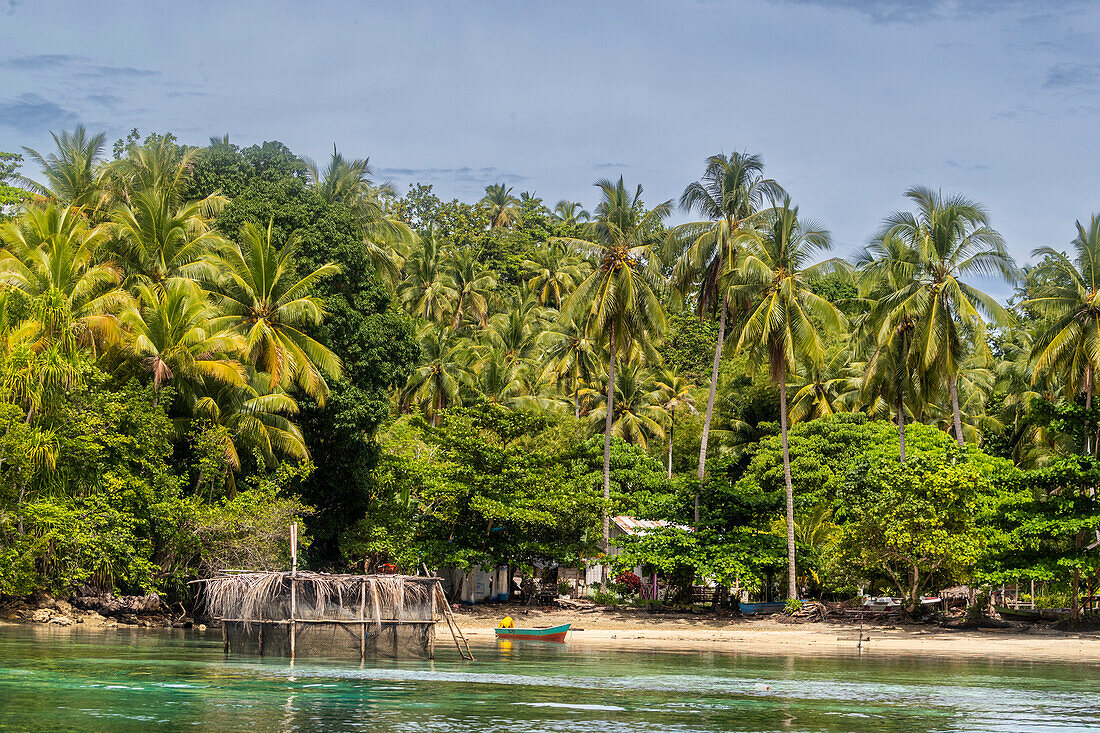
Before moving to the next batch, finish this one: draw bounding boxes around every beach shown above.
[453,605,1100,662]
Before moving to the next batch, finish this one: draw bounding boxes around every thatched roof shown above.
[200,571,439,627]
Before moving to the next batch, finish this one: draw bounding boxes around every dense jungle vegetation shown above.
[0,129,1097,615]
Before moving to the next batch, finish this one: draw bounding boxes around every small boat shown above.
[739,602,786,616]
[494,623,571,642]
[995,606,1043,622]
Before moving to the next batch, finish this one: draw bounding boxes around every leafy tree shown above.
[0,152,30,217]
[836,450,997,613]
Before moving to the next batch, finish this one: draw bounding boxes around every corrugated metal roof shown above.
[611,515,690,534]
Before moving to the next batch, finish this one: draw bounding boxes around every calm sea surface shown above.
[1,625,1098,732]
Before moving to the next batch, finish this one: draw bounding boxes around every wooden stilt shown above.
[428,585,437,660]
[222,620,229,656]
[359,579,367,661]
[394,581,404,657]
[258,615,264,656]
[289,576,297,659]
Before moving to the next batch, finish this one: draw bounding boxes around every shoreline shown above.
[6,602,1100,664]
[453,606,1100,663]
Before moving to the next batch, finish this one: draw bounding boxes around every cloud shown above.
[593,162,630,169]
[0,93,78,134]
[0,54,159,79]
[0,54,86,70]
[75,65,160,80]
[1044,63,1100,92]
[376,165,528,185]
[780,0,1087,23]
[991,104,1043,120]
[945,159,990,171]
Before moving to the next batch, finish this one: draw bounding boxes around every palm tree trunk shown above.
[779,368,798,602]
[667,411,674,480]
[1085,367,1093,456]
[602,324,616,562]
[574,384,580,419]
[696,295,727,523]
[897,393,906,464]
[948,374,964,447]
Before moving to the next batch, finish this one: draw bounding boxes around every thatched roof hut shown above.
[199,571,464,660]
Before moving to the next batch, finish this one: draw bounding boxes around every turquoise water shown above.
[1,626,1099,731]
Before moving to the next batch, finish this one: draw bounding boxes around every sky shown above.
[1,0,1098,300]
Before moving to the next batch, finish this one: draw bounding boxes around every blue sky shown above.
[1,0,1098,298]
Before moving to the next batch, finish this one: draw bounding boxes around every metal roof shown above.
[611,515,689,534]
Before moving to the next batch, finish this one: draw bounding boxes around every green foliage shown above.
[659,310,718,384]
[835,448,998,606]
[0,151,31,217]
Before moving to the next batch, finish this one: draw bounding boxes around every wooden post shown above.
[222,620,229,656]
[258,614,264,656]
[359,579,367,661]
[428,586,437,660]
[394,581,404,657]
[1031,578,1036,609]
[290,523,298,659]
[289,576,297,659]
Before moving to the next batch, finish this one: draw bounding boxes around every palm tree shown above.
[120,280,245,402]
[734,200,846,601]
[111,189,228,290]
[1026,216,1100,452]
[19,126,108,215]
[448,247,496,328]
[208,220,342,404]
[191,372,308,494]
[523,240,587,309]
[654,369,697,479]
[108,135,201,208]
[788,349,861,424]
[855,231,924,462]
[400,324,473,425]
[539,315,599,418]
[671,153,784,491]
[0,203,127,355]
[558,177,669,549]
[481,183,520,229]
[399,229,457,323]
[589,362,665,449]
[879,187,1015,446]
[484,292,549,363]
[552,201,590,226]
